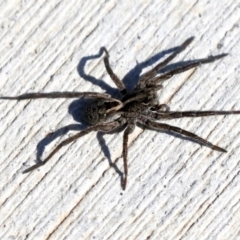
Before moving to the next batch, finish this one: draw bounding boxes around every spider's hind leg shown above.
[122,121,135,190]
[138,37,195,88]
[139,118,227,153]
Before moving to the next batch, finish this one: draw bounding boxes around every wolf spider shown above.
[1,37,240,190]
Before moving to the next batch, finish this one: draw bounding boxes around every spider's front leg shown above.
[122,121,135,190]
[138,37,195,88]
[147,54,228,86]
[23,121,124,174]
[0,92,112,100]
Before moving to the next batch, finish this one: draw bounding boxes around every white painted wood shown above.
[0,1,239,239]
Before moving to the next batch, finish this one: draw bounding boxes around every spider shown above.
[1,37,240,190]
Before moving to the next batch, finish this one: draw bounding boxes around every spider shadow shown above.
[36,97,90,163]
[120,46,182,90]
[77,47,119,97]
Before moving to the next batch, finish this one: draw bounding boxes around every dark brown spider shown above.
[1,37,240,190]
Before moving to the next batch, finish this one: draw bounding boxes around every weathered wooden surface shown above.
[0,1,239,239]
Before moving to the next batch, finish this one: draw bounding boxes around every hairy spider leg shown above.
[147,110,240,120]
[23,121,124,174]
[139,117,227,152]
[122,121,135,190]
[0,92,113,100]
[138,36,195,88]
[147,54,228,86]
[103,47,127,94]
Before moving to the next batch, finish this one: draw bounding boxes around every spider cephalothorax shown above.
[1,37,239,190]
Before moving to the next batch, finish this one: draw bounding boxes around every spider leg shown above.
[0,92,113,100]
[122,121,135,190]
[147,54,228,86]
[138,117,227,152]
[150,104,170,112]
[103,47,127,94]
[138,37,195,88]
[22,121,123,174]
[146,110,240,120]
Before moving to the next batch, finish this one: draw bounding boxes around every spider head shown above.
[84,101,107,125]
